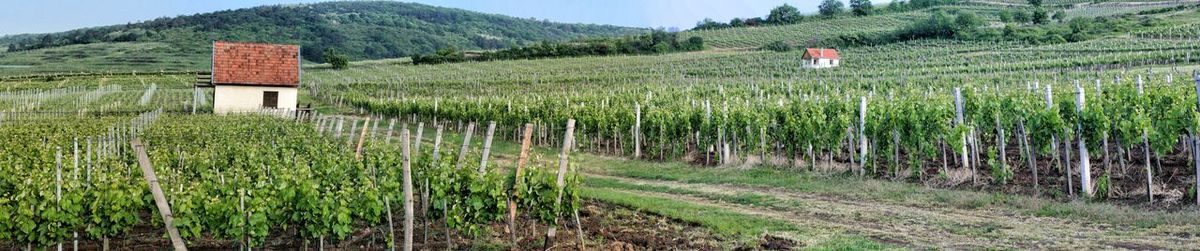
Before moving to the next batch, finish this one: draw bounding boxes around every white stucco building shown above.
[802,48,840,69]
[208,41,302,115]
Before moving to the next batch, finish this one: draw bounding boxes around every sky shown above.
[0,0,829,36]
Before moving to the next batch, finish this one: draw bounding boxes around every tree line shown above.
[823,9,1163,48]
[694,0,960,31]
[412,30,704,65]
[1,1,643,63]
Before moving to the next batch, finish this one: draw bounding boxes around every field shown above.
[4,1,1200,250]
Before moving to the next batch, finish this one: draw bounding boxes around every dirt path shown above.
[586,173,1199,250]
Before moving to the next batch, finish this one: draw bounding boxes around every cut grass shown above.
[578,155,1200,228]
[581,187,893,250]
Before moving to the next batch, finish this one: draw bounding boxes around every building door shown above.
[263,91,278,108]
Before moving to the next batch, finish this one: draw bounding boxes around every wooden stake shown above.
[1075,81,1092,197]
[996,117,1007,183]
[455,122,475,170]
[413,123,425,154]
[385,118,396,144]
[401,129,414,251]
[508,123,534,247]
[859,96,867,176]
[544,119,576,250]
[131,138,187,251]
[356,117,371,159]
[385,197,395,251]
[56,147,62,251]
[1019,122,1039,194]
[635,103,641,159]
[1193,70,1200,205]
[955,88,969,173]
[478,121,496,174]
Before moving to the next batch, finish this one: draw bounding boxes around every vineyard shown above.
[0,100,591,249]
[5,0,1200,250]
[309,23,1200,204]
[682,10,930,49]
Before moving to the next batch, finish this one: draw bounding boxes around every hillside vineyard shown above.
[311,38,1200,200]
[5,1,1200,249]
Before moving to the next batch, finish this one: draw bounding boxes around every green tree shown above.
[851,0,874,16]
[730,18,745,27]
[887,0,907,12]
[322,48,350,70]
[681,36,705,51]
[998,10,1012,23]
[694,18,728,30]
[1032,8,1048,24]
[954,11,983,32]
[819,0,846,17]
[762,40,793,52]
[1013,10,1031,23]
[767,4,803,24]
[1028,0,1042,7]
[5,43,15,52]
[1003,24,1017,37]
[1052,11,1066,22]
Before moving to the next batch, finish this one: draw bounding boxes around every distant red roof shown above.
[801,48,840,60]
[212,41,300,87]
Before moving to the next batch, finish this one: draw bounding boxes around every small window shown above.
[263,91,278,108]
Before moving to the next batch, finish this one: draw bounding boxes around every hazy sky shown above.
[0,0,830,36]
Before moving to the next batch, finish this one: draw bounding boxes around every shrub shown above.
[322,48,350,70]
[762,41,793,52]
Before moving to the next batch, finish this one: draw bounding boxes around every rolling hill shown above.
[0,1,645,74]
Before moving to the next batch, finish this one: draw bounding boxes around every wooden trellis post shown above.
[1194,70,1200,205]
[478,121,497,174]
[954,88,969,173]
[635,102,641,159]
[1138,76,1153,203]
[401,129,414,251]
[456,122,475,170]
[858,96,868,176]
[355,117,371,159]
[131,139,187,251]
[508,123,534,247]
[544,119,576,250]
[1075,81,1092,197]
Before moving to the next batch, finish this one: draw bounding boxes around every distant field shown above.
[0,42,207,76]
[1063,1,1192,18]
[682,11,931,49]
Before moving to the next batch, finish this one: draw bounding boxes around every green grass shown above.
[585,176,800,211]
[579,155,1200,228]
[582,187,797,242]
[582,187,892,250]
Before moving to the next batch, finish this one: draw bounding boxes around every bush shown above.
[762,41,793,52]
[680,36,705,51]
[322,49,350,70]
[415,31,704,65]
[411,47,466,65]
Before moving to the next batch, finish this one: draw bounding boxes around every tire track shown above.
[586,173,1199,250]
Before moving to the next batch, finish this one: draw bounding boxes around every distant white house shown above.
[207,41,301,115]
[802,48,840,69]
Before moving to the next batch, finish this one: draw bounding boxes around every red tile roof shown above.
[801,48,840,60]
[212,41,300,87]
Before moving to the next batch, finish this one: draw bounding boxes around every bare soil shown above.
[0,201,734,251]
